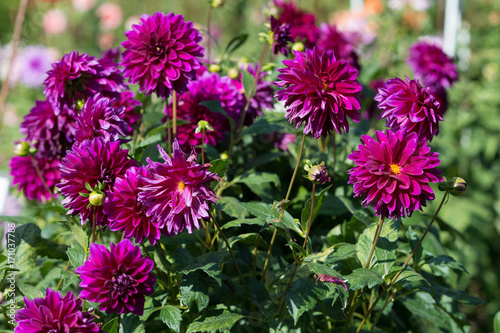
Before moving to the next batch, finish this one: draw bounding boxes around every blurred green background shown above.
[0,0,499,331]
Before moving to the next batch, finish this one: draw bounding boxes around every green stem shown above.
[365,216,385,269]
[201,128,205,165]
[117,313,121,333]
[56,260,71,291]
[355,191,450,332]
[172,91,177,138]
[253,234,260,278]
[302,183,316,250]
[165,99,172,155]
[278,261,299,314]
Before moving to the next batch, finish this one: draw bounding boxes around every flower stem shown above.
[206,6,212,65]
[56,260,71,291]
[278,261,299,314]
[262,133,307,282]
[165,99,172,155]
[172,91,177,138]
[355,191,450,332]
[253,234,260,278]
[365,216,385,269]
[211,213,250,295]
[0,0,28,133]
[302,183,316,250]
[201,127,206,165]
[117,313,121,333]
[91,208,97,245]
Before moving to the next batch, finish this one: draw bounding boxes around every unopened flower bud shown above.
[89,191,105,206]
[14,141,30,157]
[220,152,228,160]
[307,162,330,185]
[208,64,221,72]
[211,0,224,8]
[449,177,467,196]
[227,68,239,79]
[292,42,304,52]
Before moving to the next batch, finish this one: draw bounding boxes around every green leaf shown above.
[180,274,210,312]
[0,215,37,225]
[248,277,270,310]
[137,133,162,149]
[228,233,268,248]
[345,268,383,290]
[233,171,280,188]
[242,70,255,99]
[241,114,286,136]
[67,242,86,270]
[102,317,118,333]
[15,224,41,274]
[223,34,248,56]
[215,197,249,219]
[186,311,244,333]
[200,101,235,131]
[286,277,328,324]
[221,218,265,229]
[300,185,332,236]
[68,223,89,252]
[179,251,228,286]
[161,305,182,333]
[121,313,146,333]
[208,159,229,178]
[337,197,375,226]
[391,268,428,288]
[61,271,79,291]
[406,226,422,266]
[140,307,161,321]
[426,255,468,273]
[493,311,500,333]
[17,282,44,300]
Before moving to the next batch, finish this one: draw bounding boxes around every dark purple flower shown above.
[167,71,244,149]
[121,11,204,98]
[316,23,360,71]
[75,239,155,315]
[44,51,105,112]
[58,137,137,227]
[98,48,127,98]
[275,48,362,138]
[14,288,101,333]
[10,155,60,202]
[110,91,142,136]
[348,130,442,219]
[139,140,219,235]
[104,166,161,244]
[270,15,292,56]
[74,93,127,143]
[20,99,77,158]
[375,76,442,142]
[273,0,319,48]
[407,40,459,90]
[307,163,331,184]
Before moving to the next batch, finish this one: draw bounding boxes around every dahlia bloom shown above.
[375,76,442,142]
[121,11,204,98]
[110,90,142,135]
[14,289,101,333]
[75,239,155,315]
[167,71,244,149]
[270,15,292,56]
[74,93,127,143]
[58,137,137,227]
[20,99,77,158]
[139,140,219,235]
[98,49,127,98]
[275,48,362,138]
[316,23,361,71]
[348,130,442,218]
[273,0,319,48]
[44,51,105,111]
[407,40,459,90]
[10,155,60,202]
[104,166,161,244]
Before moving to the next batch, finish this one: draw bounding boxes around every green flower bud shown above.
[89,191,105,206]
[211,0,224,8]
[208,64,221,72]
[292,42,305,52]
[13,141,30,157]
[449,177,467,196]
[220,152,228,160]
[227,68,239,79]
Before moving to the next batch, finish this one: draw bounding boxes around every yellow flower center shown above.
[178,181,186,191]
[390,164,401,175]
[323,81,330,91]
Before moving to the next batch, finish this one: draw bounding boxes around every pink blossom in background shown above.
[43,9,68,36]
[98,33,115,50]
[17,46,58,88]
[124,16,141,31]
[71,0,95,12]
[97,2,123,31]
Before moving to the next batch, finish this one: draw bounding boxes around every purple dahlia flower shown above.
[20,99,77,158]
[273,0,319,48]
[98,48,127,98]
[58,137,137,227]
[74,93,127,143]
[407,40,459,90]
[104,166,161,244]
[270,15,292,57]
[14,288,101,333]
[44,51,105,112]
[167,71,244,149]
[275,48,362,138]
[121,11,204,98]
[139,140,219,235]
[75,239,155,315]
[316,23,361,71]
[375,76,442,142]
[110,90,142,136]
[348,130,442,218]
[10,155,60,202]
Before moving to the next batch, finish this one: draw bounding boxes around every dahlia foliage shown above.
[8,3,472,333]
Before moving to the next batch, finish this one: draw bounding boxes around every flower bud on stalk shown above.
[13,141,30,157]
[89,191,105,206]
[449,177,467,196]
